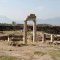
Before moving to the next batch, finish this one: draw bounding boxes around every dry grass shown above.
[0,31,60,60]
[49,50,60,60]
[0,56,17,60]
[34,51,46,56]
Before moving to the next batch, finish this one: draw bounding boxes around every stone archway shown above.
[23,14,36,44]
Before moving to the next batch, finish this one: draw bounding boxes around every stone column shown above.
[33,20,36,43]
[8,36,9,42]
[51,34,54,42]
[42,32,45,43]
[23,21,27,44]
[8,36,10,45]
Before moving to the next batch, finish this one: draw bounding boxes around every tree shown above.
[12,21,16,26]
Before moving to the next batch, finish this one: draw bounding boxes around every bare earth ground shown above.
[0,41,60,60]
[0,31,60,60]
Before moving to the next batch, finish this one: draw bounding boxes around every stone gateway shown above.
[23,14,36,44]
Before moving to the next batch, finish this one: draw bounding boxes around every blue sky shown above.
[0,0,60,25]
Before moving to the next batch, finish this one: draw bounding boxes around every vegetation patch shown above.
[49,50,60,60]
[34,51,46,56]
[20,43,28,46]
[31,44,36,46]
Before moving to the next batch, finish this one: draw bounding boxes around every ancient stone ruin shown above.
[23,14,36,44]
